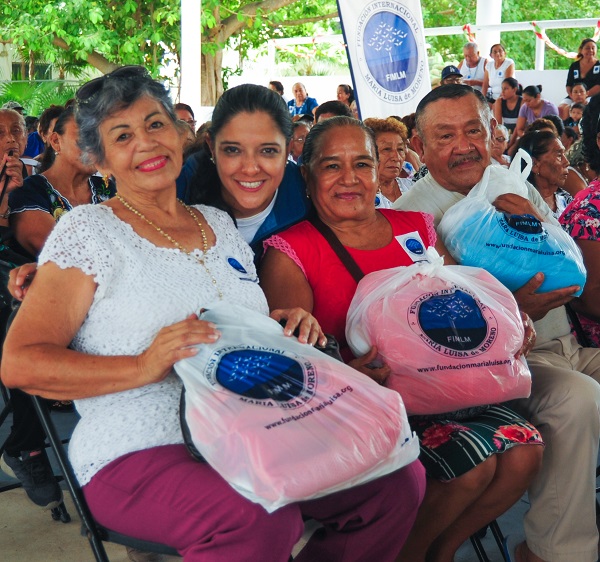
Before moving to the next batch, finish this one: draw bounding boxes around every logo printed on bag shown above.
[408,287,498,358]
[497,213,548,243]
[205,347,317,409]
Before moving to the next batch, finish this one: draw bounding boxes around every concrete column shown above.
[180,0,202,116]
[476,0,503,56]
[535,36,546,70]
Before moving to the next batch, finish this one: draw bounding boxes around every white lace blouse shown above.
[38,204,269,486]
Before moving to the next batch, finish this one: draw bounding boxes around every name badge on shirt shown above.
[395,231,429,263]
[227,257,258,283]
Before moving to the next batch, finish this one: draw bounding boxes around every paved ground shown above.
[0,406,528,562]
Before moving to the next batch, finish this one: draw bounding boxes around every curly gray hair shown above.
[75,66,177,165]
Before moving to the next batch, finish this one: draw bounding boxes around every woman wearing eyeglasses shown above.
[491,124,511,167]
[289,120,311,163]
[1,67,425,562]
[363,117,413,207]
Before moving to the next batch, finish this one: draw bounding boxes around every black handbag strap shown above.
[309,213,364,284]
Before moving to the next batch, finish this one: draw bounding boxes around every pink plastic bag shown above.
[175,303,420,513]
[346,249,531,415]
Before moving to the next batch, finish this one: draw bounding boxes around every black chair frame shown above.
[31,394,180,561]
[469,520,509,562]
[0,382,71,521]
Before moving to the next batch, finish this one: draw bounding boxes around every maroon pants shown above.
[84,444,425,561]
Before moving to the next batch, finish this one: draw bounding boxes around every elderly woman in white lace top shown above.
[1,67,424,562]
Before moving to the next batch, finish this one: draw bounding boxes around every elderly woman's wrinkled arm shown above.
[260,247,313,309]
[260,246,390,383]
[10,211,57,257]
[434,237,457,265]
[1,262,221,400]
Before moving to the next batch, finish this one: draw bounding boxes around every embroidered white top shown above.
[38,204,269,485]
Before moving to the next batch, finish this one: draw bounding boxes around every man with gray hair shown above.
[395,84,600,562]
[458,42,487,92]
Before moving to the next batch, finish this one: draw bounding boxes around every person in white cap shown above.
[2,101,25,115]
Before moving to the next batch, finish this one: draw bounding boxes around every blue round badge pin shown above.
[405,237,425,255]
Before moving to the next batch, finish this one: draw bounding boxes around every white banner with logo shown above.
[336,0,431,119]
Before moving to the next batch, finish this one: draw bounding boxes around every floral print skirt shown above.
[410,404,543,481]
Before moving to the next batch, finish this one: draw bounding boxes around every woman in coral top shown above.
[260,116,543,562]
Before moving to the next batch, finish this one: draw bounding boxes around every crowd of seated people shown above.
[2,37,600,562]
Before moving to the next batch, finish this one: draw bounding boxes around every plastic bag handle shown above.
[467,164,493,200]
[509,149,533,180]
[467,151,532,203]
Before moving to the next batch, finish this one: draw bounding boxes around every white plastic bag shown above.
[438,152,586,295]
[174,302,419,513]
[346,249,531,416]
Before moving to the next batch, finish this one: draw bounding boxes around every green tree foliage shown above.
[0,81,79,116]
[1,1,599,106]
[501,1,599,70]
[1,0,180,76]
[200,0,339,103]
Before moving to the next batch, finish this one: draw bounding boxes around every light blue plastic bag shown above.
[438,152,586,295]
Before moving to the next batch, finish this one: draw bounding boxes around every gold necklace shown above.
[116,193,223,300]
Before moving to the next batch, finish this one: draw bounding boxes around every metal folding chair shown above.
[31,394,180,561]
[469,520,509,562]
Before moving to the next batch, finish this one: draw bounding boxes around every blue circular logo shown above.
[217,350,304,401]
[418,290,487,351]
[505,213,543,234]
[207,347,317,408]
[405,238,425,255]
[363,12,418,93]
[408,286,499,357]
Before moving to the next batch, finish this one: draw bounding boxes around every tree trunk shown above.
[201,50,223,106]
[28,50,34,80]
[52,36,118,74]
